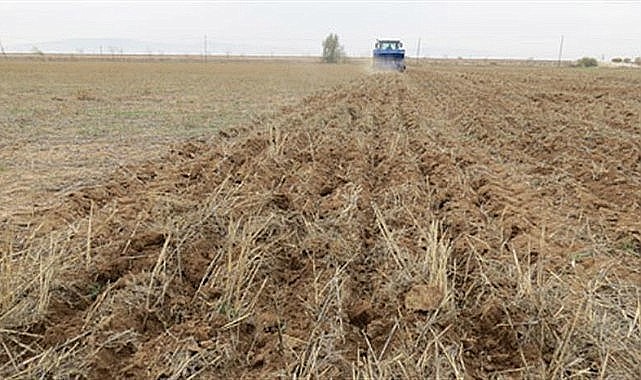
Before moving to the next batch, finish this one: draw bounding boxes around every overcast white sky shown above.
[1,1,640,59]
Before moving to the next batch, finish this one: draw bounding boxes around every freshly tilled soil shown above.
[2,66,641,379]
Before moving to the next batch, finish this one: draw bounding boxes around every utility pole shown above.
[204,34,208,62]
[0,37,7,58]
[416,37,421,64]
[557,35,564,67]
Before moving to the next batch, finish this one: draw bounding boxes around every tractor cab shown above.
[373,39,406,72]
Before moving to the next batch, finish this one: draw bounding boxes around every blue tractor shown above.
[373,39,406,72]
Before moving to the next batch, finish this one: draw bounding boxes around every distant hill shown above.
[7,38,205,55]
[7,37,500,59]
[5,38,315,56]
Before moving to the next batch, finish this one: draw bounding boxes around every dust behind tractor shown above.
[373,39,406,72]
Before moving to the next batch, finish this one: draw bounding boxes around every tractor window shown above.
[376,41,402,50]
[380,41,399,50]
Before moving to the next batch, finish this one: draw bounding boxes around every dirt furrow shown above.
[2,67,640,379]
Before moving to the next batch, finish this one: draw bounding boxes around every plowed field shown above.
[2,62,641,379]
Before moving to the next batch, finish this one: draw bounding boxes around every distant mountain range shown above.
[5,37,524,59]
[6,38,232,55]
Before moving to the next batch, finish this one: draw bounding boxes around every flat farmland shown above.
[0,60,364,219]
[1,59,641,379]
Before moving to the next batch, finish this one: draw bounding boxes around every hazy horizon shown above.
[1,1,640,59]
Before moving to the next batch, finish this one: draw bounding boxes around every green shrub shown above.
[611,57,623,63]
[576,57,598,67]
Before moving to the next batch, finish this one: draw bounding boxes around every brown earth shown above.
[2,65,641,379]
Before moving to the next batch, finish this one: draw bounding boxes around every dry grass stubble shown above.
[1,64,640,378]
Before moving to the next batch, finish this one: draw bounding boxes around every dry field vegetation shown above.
[1,59,640,379]
[0,60,361,219]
